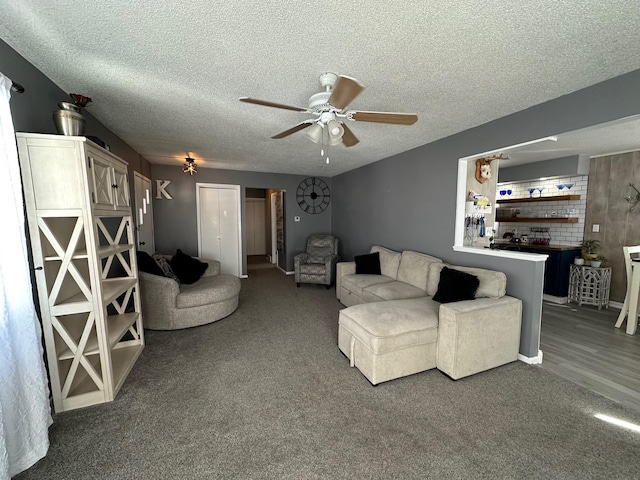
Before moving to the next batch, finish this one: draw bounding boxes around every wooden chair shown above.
[615,245,640,332]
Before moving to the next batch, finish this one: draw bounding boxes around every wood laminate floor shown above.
[539,301,640,412]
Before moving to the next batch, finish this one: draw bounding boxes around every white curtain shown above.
[0,73,51,479]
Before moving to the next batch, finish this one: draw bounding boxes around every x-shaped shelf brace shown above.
[96,217,133,279]
[53,312,104,398]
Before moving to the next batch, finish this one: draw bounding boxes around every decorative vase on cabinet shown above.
[52,101,86,136]
[17,132,144,412]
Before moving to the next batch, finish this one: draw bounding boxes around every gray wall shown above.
[0,39,151,179]
[151,165,331,274]
[332,69,640,358]
[499,154,590,182]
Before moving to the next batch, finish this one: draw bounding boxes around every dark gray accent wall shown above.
[151,165,331,274]
[0,39,151,179]
[332,69,640,358]
[499,155,590,182]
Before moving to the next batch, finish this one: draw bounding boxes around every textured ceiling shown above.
[2,1,640,177]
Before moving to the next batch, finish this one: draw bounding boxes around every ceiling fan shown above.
[239,72,418,155]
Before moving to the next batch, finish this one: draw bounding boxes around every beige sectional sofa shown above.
[336,246,522,384]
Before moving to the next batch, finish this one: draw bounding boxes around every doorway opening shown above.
[246,188,286,272]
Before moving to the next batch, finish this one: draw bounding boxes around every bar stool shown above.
[615,245,640,334]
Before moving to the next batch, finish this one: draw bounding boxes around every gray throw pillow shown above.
[152,253,180,283]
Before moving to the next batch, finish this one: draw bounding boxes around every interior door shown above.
[133,172,154,253]
[197,184,241,276]
[246,198,266,256]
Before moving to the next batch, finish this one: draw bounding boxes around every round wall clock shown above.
[296,177,330,214]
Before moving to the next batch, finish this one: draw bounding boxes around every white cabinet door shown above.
[113,163,130,209]
[197,184,241,276]
[89,154,115,209]
[87,148,130,212]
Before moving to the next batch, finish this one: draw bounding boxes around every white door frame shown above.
[270,192,277,264]
[196,183,243,277]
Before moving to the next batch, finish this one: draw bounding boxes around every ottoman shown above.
[338,297,439,385]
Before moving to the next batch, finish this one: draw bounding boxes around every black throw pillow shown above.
[433,266,480,303]
[170,249,208,284]
[136,250,164,276]
[354,252,381,275]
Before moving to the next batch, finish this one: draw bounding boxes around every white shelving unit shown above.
[17,133,144,412]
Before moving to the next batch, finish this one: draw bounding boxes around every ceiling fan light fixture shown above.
[328,135,343,146]
[306,123,323,143]
[327,120,344,139]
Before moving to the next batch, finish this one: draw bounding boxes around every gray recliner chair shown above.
[294,234,340,288]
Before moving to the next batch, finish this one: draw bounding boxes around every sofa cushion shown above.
[397,250,442,291]
[370,246,401,279]
[433,266,479,303]
[176,274,241,309]
[361,281,427,303]
[170,249,208,285]
[338,297,439,354]
[299,263,327,275]
[355,252,381,275]
[427,263,507,299]
[342,274,394,297]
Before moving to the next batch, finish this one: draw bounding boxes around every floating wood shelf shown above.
[497,217,579,223]
[497,195,580,204]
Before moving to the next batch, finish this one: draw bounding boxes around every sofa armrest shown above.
[336,261,356,298]
[196,257,220,277]
[138,271,180,307]
[436,296,522,380]
[294,252,309,267]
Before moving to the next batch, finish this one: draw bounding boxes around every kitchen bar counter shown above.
[491,242,581,298]
[492,242,581,252]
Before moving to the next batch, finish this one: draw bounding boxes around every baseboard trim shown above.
[276,265,295,275]
[518,350,543,365]
[608,300,623,310]
[543,294,568,304]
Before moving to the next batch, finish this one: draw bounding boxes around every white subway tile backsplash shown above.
[496,174,588,246]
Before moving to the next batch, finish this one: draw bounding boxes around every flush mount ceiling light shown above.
[183,157,197,175]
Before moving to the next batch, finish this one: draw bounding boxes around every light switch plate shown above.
[592,224,600,232]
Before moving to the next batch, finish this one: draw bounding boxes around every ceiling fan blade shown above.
[341,123,359,147]
[271,121,314,139]
[328,76,364,110]
[350,110,418,125]
[239,97,307,112]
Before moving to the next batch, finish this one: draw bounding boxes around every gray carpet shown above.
[17,269,640,479]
